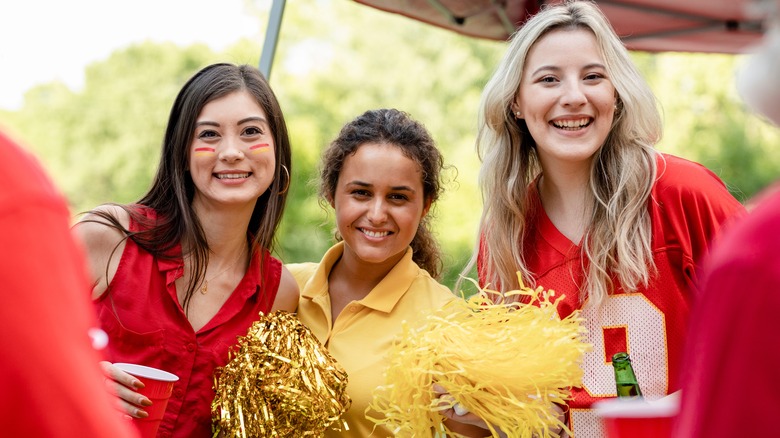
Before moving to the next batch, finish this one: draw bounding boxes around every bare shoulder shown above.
[71,204,131,299]
[271,265,301,313]
[73,205,130,243]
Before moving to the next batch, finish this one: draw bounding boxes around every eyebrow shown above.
[194,116,268,128]
[238,116,268,125]
[531,62,606,76]
[347,180,416,193]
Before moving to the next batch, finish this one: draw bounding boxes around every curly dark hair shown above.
[319,108,445,278]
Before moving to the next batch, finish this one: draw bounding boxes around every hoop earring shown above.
[278,164,290,195]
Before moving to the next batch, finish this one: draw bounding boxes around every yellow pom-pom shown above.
[369,274,591,437]
[212,311,351,437]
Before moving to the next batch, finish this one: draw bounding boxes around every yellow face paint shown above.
[193,147,216,157]
[249,143,271,154]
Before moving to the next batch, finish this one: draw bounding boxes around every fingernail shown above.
[123,415,133,421]
[136,408,149,418]
[133,379,145,389]
[139,396,153,407]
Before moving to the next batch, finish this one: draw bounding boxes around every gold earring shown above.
[278,164,290,195]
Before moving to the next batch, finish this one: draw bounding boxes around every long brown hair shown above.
[86,63,292,311]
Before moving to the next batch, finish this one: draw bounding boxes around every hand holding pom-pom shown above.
[369,274,591,438]
[212,311,351,437]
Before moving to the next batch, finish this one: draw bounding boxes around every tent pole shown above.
[259,0,287,80]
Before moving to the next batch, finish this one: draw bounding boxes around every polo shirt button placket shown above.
[186,342,196,352]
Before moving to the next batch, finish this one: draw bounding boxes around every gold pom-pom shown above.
[369,274,591,437]
[212,311,351,437]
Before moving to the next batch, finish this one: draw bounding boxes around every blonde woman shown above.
[455,1,745,436]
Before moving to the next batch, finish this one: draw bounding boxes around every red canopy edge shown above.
[353,0,766,54]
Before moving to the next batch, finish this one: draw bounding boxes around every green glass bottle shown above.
[612,352,643,398]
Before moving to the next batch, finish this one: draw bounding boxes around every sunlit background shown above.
[1,0,779,288]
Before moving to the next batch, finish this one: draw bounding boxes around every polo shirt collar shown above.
[360,247,416,313]
[301,242,416,314]
[300,243,341,301]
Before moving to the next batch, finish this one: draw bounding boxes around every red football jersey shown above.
[479,154,745,437]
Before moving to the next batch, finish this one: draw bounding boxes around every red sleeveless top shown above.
[94,206,280,438]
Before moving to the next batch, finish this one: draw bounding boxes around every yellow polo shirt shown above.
[288,242,457,437]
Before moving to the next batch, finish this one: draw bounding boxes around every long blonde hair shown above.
[464,0,661,307]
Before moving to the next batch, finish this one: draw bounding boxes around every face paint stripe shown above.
[193,147,216,157]
[249,143,271,153]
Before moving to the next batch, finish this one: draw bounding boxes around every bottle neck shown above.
[613,354,642,397]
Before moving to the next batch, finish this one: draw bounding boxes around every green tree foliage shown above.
[636,52,780,202]
[2,0,778,291]
[265,0,504,287]
[4,43,225,212]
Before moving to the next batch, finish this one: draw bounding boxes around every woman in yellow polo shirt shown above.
[288,108,483,437]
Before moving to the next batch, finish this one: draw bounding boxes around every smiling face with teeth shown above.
[331,142,431,273]
[513,28,617,171]
[188,90,276,212]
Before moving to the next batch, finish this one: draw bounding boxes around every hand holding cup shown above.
[100,361,153,418]
[103,362,178,438]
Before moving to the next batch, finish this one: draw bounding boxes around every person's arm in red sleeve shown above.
[0,132,139,438]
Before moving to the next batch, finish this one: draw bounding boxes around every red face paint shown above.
[193,147,216,156]
[249,143,271,153]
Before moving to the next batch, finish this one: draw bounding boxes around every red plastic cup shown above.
[593,395,679,438]
[114,363,179,438]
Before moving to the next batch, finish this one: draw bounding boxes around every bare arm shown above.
[71,205,130,300]
[442,409,566,438]
[71,206,150,418]
[436,384,568,438]
[271,265,300,313]
[444,417,494,437]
